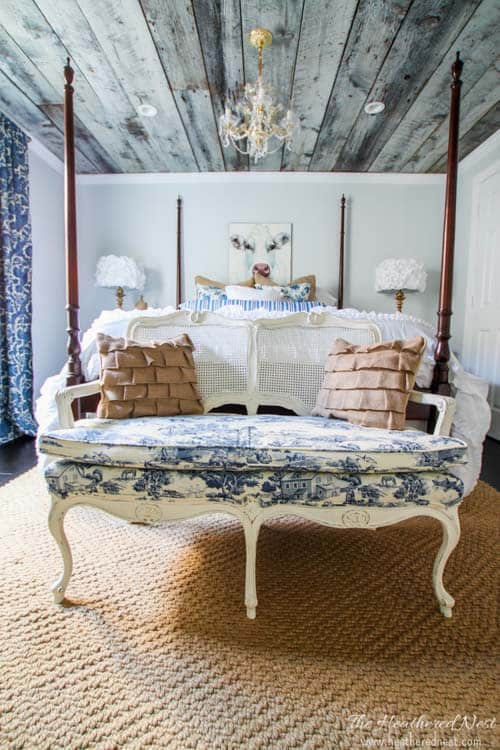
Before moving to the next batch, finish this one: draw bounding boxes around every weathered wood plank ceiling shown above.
[1,0,498,174]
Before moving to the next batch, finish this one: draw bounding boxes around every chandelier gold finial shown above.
[219,27,298,163]
[249,28,272,77]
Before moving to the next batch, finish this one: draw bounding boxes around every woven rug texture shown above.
[0,469,498,749]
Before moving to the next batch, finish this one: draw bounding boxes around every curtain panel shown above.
[0,114,36,443]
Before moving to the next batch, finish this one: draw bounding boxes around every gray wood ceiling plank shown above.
[192,0,248,171]
[0,26,116,172]
[33,0,176,173]
[0,69,96,172]
[403,63,500,171]
[371,0,500,172]
[240,0,304,171]
[0,0,149,172]
[67,0,199,172]
[334,0,482,172]
[281,0,357,172]
[431,101,500,170]
[309,0,412,172]
[140,0,225,172]
[40,104,118,173]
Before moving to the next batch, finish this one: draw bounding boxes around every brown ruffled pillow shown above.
[312,336,426,430]
[96,333,204,419]
[254,273,316,301]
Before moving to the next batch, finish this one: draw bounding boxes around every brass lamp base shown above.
[116,286,125,309]
[395,289,406,313]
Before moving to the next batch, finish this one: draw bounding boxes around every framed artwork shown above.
[228,223,292,284]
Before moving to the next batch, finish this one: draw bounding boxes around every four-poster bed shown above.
[36,52,488,619]
[63,54,461,397]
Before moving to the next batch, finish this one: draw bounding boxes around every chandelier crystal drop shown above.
[219,28,298,163]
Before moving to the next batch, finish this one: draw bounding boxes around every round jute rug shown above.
[0,469,498,749]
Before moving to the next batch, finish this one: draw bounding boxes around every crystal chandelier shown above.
[219,28,298,163]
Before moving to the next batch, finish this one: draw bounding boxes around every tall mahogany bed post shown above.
[432,53,463,396]
[63,54,463,403]
[176,196,182,307]
[63,60,82,419]
[337,194,346,310]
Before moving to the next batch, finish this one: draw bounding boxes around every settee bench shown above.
[38,312,467,619]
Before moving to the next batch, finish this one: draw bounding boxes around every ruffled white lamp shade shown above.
[375,258,427,313]
[95,255,145,309]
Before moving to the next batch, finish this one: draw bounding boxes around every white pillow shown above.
[315,287,338,307]
[225,285,283,301]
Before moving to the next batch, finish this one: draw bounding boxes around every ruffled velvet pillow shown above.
[313,336,426,430]
[97,333,204,419]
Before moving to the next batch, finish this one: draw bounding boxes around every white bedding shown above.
[36,305,490,496]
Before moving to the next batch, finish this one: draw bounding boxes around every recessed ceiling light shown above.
[364,101,385,115]
[137,103,158,117]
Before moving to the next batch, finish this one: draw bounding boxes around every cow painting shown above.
[228,223,292,284]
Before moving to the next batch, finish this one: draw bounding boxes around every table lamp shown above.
[95,255,146,309]
[375,258,427,313]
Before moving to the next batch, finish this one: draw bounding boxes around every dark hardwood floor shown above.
[0,436,37,487]
[480,436,500,491]
[1,434,499,491]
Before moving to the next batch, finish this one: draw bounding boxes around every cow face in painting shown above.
[230,225,291,279]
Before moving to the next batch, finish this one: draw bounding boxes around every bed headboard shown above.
[174,192,347,310]
[128,311,380,416]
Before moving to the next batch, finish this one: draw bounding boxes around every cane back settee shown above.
[38,312,467,619]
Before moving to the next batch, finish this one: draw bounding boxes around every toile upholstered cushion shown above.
[254,273,317,301]
[44,460,464,509]
[39,414,467,474]
[313,336,426,430]
[96,333,203,419]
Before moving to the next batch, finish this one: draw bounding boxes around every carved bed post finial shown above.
[338,194,346,309]
[63,57,83,394]
[176,196,182,307]
[432,52,463,395]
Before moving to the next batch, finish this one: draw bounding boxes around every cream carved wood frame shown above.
[49,312,460,619]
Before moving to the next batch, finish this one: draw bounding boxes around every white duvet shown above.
[36,304,490,496]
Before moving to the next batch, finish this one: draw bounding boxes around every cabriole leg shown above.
[48,497,73,604]
[242,517,262,620]
[433,506,461,617]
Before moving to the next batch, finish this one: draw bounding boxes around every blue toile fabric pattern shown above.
[39,414,467,474]
[44,460,464,508]
[0,114,36,443]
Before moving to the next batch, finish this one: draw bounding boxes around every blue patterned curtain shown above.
[0,113,36,443]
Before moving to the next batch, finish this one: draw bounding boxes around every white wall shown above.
[76,173,445,332]
[454,129,500,356]
[29,143,66,398]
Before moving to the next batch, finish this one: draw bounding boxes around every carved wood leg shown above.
[48,497,73,604]
[432,506,461,617]
[242,516,262,620]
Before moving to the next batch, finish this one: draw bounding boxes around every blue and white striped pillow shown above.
[182,297,321,313]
